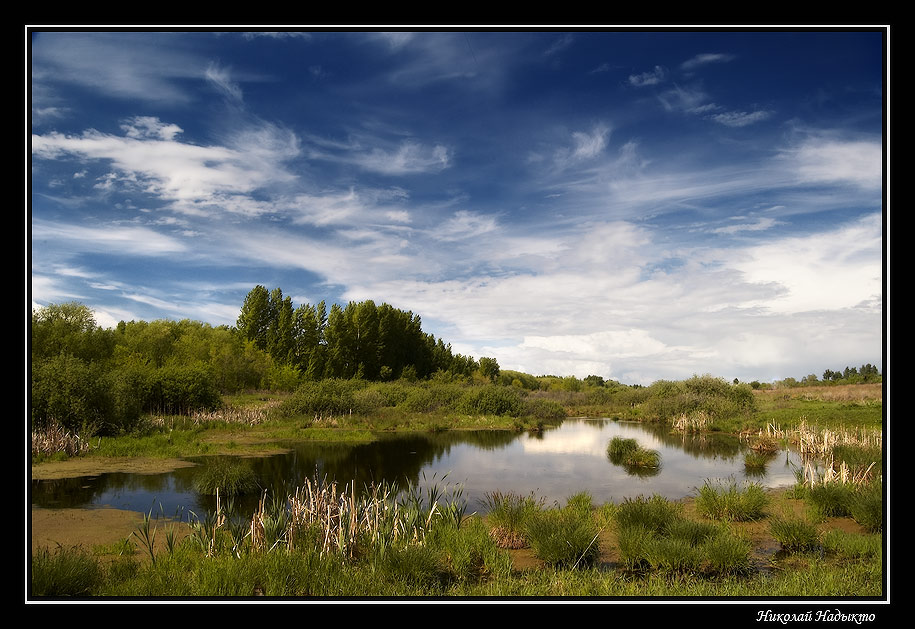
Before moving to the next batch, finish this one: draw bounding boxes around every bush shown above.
[521,397,567,421]
[279,379,369,417]
[458,385,524,417]
[31,354,109,433]
[642,375,756,423]
[149,364,223,415]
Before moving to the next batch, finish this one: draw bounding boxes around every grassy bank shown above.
[31,380,883,463]
[31,475,883,598]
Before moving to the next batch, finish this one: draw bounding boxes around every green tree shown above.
[31,302,114,362]
[236,285,272,351]
[479,356,500,382]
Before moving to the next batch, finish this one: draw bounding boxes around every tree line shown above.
[235,286,478,382]
[30,288,487,435]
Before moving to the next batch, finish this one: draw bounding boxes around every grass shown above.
[482,490,544,549]
[694,480,769,522]
[31,546,105,597]
[612,494,752,577]
[524,506,601,569]
[31,483,884,598]
[193,457,260,496]
[607,436,662,472]
[769,516,821,552]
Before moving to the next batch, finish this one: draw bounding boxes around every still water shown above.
[31,419,806,517]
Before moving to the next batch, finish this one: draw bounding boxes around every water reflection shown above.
[31,419,807,516]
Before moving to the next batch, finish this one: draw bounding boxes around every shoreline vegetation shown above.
[29,298,885,599]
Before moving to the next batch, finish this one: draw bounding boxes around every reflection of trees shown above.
[639,423,743,460]
[31,477,102,508]
[30,466,201,510]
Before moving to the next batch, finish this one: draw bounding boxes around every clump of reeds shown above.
[743,450,774,475]
[607,436,661,471]
[194,457,260,496]
[31,546,105,597]
[694,479,768,522]
[189,400,282,426]
[524,506,601,569]
[613,494,751,577]
[671,410,712,433]
[31,421,94,457]
[482,490,544,549]
[769,516,820,552]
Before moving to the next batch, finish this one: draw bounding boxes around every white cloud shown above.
[680,53,736,71]
[121,116,184,141]
[729,213,882,314]
[709,110,773,127]
[32,219,188,256]
[31,119,299,217]
[782,137,883,189]
[435,210,500,241]
[31,32,204,104]
[552,124,611,169]
[355,140,451,175]
[205,62,244,103]
[628,65,667,87]
[712,217,780,235]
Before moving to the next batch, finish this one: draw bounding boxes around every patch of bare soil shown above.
[31,506,196,558]
[32,506,145,554]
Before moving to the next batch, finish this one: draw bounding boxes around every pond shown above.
[31,419,809,518]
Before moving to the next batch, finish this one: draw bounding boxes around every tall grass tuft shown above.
[613,494,751,577]
[31,546,104,597]
[524,506,601,569]
[694,480,768,522]
[482,490,544,549]
[194,457,260,496]
[607,436,661,472]
[769,516,821,552]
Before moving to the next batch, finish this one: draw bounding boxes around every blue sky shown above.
[29,28,886,384]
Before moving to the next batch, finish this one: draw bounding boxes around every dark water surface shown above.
[31,419,806,517]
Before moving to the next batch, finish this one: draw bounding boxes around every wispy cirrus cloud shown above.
[629,65,667,87]
[31,116,300,217]
[31,32,205,105]
[680,53,736,71]
[709,109,773,127]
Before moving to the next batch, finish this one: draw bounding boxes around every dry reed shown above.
[31,422,95,457]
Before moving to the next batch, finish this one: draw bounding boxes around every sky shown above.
[28,28,887,385]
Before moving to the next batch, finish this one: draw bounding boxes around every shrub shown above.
[149,364,223,415]
[458,385,524,417]
[279,379,368,417]
[521,397,567,421]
